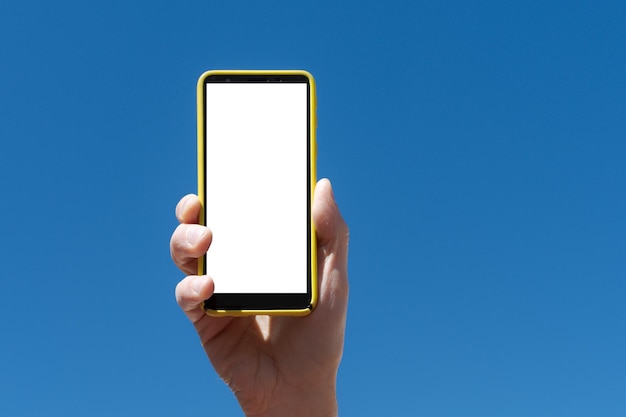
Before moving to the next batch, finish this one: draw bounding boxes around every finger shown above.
[312,179,350,313]
[176,194,202,224]
[313,178,349,247]
[175,275,214,323]
[170,223,212,275]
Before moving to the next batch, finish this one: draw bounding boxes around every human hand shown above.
[170,178,349,417]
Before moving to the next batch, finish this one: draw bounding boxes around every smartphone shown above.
[197,70,317,316]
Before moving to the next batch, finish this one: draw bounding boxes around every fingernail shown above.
[192,276,208,295]
[179,196,189,214]
[177,194,197,219]
[186,226,206,244]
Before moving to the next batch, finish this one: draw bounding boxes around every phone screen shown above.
[200,73,313,311]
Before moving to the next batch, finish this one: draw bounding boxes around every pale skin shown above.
[170,178,349,417]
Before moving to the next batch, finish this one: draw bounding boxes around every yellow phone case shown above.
[197,70,318,317]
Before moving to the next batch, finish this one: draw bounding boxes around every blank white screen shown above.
[204,82,308,294]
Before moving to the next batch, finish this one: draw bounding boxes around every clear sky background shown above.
[1,0,625,416]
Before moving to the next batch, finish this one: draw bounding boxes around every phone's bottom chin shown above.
[202,293,315,316]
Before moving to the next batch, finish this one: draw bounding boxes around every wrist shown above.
[244,381,338,417]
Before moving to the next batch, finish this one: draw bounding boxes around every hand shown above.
[170,178,349,417]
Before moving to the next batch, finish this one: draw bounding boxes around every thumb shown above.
[313,178,348,247]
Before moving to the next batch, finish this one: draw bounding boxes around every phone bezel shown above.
[198,71,316,314]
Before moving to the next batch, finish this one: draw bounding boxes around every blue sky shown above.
[1,0,625,415]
